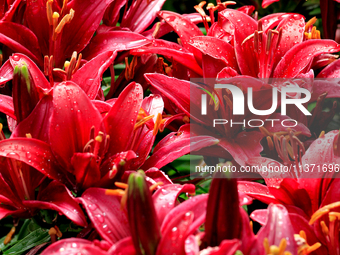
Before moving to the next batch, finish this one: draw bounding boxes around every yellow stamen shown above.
[278,238,287,255]
[259,126,271,136]
[26,133,32,138]
[149,182,163,192]
[115,182,128,189]
[0,123,3,132]
[134,115,154,130]
[120,189,128,210]
[46,0,54,25]
[95,132,104,143]
[299,230,306,240]
[152,22,161,38]
[194,1,207,17]
[137,108,148,121]
[153,113,162,136]
[105,189,125,196]
[249,221,253,233]
[4,227,15,245]
[309,201,340,224]
[267,136,275,151]
[318,131,325,138]
[306,243,321,254]
[52,12,60,40]
[329,211,340,220]
[183,115,190,123]
[55,226,62,238]
[64,61,70,69]
[55,9,74,34]
[60,0,69,17]
[264,238,270,254]
[242,31,264,46]
[73,53,82,74]
[305,17,317,31]
[304,25,321,40]
[124,56,138,81]
[320,221,329,236]
[44,55,49,75]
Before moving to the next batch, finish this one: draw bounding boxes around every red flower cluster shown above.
[0,0,339,254]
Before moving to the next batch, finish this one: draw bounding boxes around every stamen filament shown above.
[55,9,74,35]
[115,182,128,189]
[134,115,154,130]
[149,182,164,192]
[46,0,54,25]
[153,113,162,136]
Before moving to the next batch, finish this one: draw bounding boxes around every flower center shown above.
[242,21,283,78]
[304,17,321,40]
[260,127,305,169]
[105,180,163,209]
[46,0,74,41]
[294,231,321,255]
[310,202,340,254]
[83,126,110,165]
[264,237,291,255]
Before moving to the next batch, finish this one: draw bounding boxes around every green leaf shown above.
[4,229,50,255]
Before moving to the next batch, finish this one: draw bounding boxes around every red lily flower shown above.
[0,51,119,134]
[143,73,264,167]
[0,0,151,70]
[238,130,340,252]
[0,123,86,226]
[0,63,86,226]
[0,77,217,190]
[261,0,340,44]
[239,129,340,211]
[40,170,206,254]
[132,9,340,81]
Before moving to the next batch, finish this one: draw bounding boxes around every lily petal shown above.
[0,137,63,181]
[153,184,196,225]
[238,181,278,204]
[219,9,258,76]
[156,210,194,255]
[40,238,109,255]
[104,82,143,158]
[83,31,150,60]
[131,39,203,75]
[0,21,42,65]
[317,58,340,78]
[49,81,103,169]
[0,94,15,119]
[12,95,53,143]
[257,204,298,255]
[0,60,13,86]
[158,11,203,50]
[218,131,263,166]
[142,124,220,170]
[273,40,340,78]
[189,36,238,71]
[161,194,208,236]
[121,0,166,33]
[72,51,116,100]
[25,181,87,226]
[79,188,131,245]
